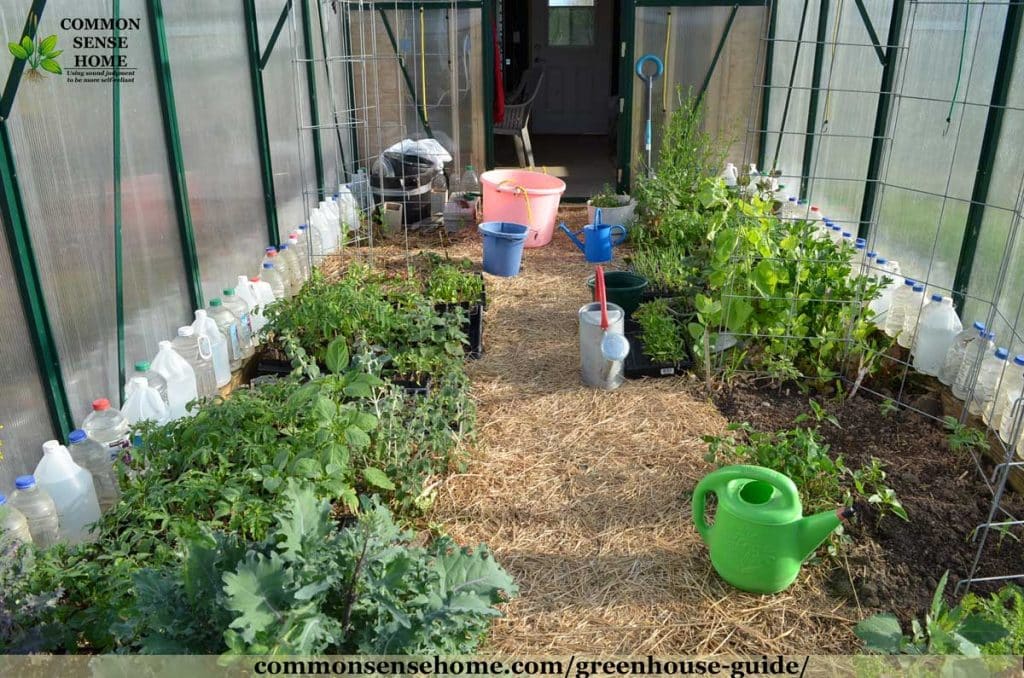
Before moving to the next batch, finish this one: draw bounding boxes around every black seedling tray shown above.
[436,296,485,359]
[391,376,432,397]
[623,320,692,379]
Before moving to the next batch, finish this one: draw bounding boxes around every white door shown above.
[530,0,613,135]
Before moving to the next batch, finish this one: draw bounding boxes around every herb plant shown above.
[7,30,62,78]
[590,183,626,209]
[634,298,687,363]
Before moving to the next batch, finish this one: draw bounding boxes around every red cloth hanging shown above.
[492,15,505,124]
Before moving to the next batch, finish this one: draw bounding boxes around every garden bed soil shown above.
[713,383,1024,616]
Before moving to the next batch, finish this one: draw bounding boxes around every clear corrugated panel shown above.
[762,0,820,198]
[5,0,119,425]
[632,6,766,175]
[0,212,57,490]
[121,0,194,372]
[258,0,306,240]
[320,0,348,187]
[457,9,485,171]
[801,0,889,233]
[873,1,1005,291]
[963,28,1024,355]
[163,0,269,297]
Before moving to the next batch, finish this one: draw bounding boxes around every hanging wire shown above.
[944,0,972,135]
[820,0,844,131]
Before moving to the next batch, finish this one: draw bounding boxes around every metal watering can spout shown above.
[794,506,856,562]
[558,221,586,253]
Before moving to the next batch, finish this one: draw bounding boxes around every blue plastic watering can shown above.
[559,208,628,263]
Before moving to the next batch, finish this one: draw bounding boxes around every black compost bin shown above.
[369,152,439,226]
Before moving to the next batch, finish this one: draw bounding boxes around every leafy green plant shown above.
[424,262,484,305]
[589,183,626,209]
[856,572,1007,655]
[794,399,841,429]
[634,298,687,363]
[879,398,900,417]
[703,422,906,522]
[125,484,517,654]
[944,416,991,455]
[959,584,1024,655]
[8,31,62,77]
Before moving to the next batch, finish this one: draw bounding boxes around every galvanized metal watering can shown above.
[559,208,628,263]
[692,465,854,593]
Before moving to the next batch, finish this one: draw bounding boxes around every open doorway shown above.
[498,0,620,198]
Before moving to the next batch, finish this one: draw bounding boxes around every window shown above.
[548,1,594,47]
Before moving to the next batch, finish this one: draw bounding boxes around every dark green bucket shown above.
[587,271,649,317]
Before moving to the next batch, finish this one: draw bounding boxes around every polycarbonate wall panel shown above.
[872,1,1006,292]
[632,6,766,175]
[259,0,307,240]
[763,0,819,198]
[164,0,269,300]
[4,0,119,425]
[801,0,888,234]
[0,212,57,490]
[963,27,1024,355]
[120,0,194,370]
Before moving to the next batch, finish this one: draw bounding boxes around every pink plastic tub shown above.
[480,170,566,247]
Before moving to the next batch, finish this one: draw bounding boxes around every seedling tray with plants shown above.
[624,318,692,378]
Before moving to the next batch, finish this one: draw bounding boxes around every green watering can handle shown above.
[692,465,800,541]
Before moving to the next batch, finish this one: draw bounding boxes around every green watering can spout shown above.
[794,506,856,562]
[692,465,854,594]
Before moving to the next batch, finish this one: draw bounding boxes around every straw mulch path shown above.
[335,206,860,654]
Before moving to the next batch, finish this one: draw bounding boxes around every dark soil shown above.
[713,381,1024,618]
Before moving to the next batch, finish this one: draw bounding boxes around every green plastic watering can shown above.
[692,465,854,594]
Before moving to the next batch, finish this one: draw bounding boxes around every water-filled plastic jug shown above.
[8,476,58,547]
[953,330,994,400]
[208,299,243,371]
[912,294,962,376]
[34,440,101,544]
[970,347,1009,416]
[278,242,304,289]
[82,398,130,457]
[192,310,231,387]
[261,262,286,299]
[267,249,298,297]
[239,275,272,333]
[222,288,255,358]
[721,163,738,187]
[152,339,200,419]
[171,327,217,399]
[898,284,926,349]
[126,360,168,408]
[884,279,917,338]
[336,186,359,236]
[998,379,1024,445]
[0,494,33,545]
[121,377,169,426]
[290,229,310,279]
[867,257,895,325]
[67,429,120,513]
[989,355,1024,431]
[940,321,985,386]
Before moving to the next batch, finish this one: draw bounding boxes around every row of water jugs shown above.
[723,163,1024,455]
[0,188,360,549]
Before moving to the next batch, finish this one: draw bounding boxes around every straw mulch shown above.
[329,206,860,655]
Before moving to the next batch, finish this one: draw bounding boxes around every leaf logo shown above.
[8,33,62,79]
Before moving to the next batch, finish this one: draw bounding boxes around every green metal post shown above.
[951,0,1023,313]
[696,5,739,104]
[800,0,829,195]
[259,0,293,70]
[0,0,73,436]
[617,1,637,192]
[482,0,495,168]
[857,0,905,240]
[757,0,777,170]
[146,0,203,310]
[243,0,282,247]
[299,0,326,199]
[113,0,125,405]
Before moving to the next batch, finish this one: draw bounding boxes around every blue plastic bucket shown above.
[479,221,529,276]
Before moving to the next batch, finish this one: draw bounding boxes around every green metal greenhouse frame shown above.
[0,0,1022,438]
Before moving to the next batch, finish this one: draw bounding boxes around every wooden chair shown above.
[495,66,545,167]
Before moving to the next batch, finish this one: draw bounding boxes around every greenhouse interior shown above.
[2,0,1024,668]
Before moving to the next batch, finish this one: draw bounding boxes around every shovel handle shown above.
[595,265,608,330]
